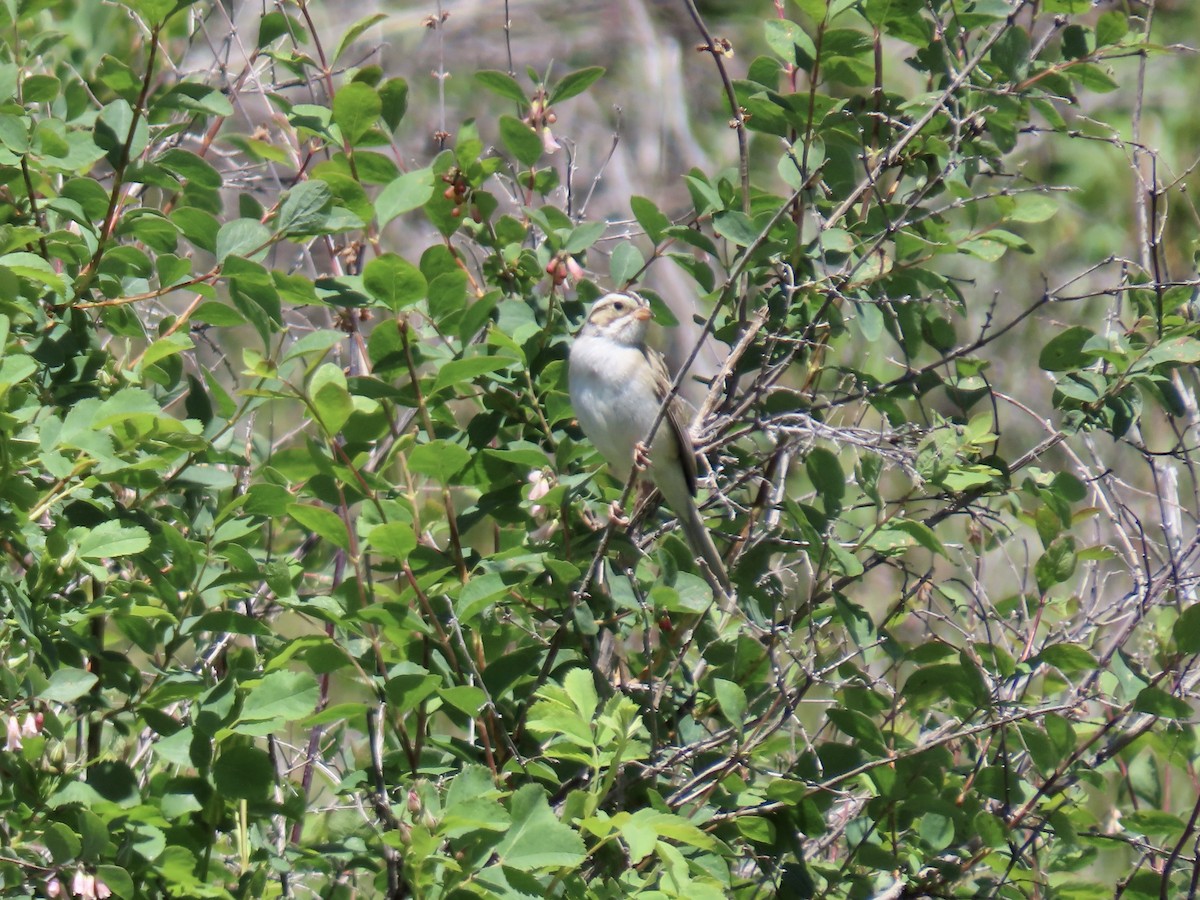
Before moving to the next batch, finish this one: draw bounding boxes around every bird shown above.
[568,291,732,594]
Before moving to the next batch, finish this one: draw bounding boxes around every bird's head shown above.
[580,292,652,346]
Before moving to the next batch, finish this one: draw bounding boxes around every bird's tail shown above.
[676,500,733,598]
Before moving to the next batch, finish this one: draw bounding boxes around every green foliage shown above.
[0,0,1196,897]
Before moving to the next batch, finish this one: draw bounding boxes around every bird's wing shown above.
[644,346,698,497]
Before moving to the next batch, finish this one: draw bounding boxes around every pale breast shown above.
[569,336,665,482]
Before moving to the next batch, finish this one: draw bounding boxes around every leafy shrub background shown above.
[1,0,1199,897]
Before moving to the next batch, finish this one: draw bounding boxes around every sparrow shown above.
[568,291,732,594]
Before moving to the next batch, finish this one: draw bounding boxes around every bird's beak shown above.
[633,307,652,322]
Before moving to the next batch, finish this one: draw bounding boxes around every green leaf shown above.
[44,822,81,864]
[95,865,134,900]
[257,10,298,47]
[548,66,604,104]
[990,26,1030,81]
[713,210,760,248]
[194,301,246,328]
[561,221,606,255]
[631,195,671,243]
[713,678,747,731]
[127,0,190,25]
[431,355,513,395]
[1133,686,1192,720]
[367,522,417,560]
[609,242,644,288]
[496,785,587,870]
[1133,337,1200,371]
[827,707,885,745]
[0,113,29,154]
[428,270,469,325]
[1095,10,1128,46]
[158,148,223,189]
[172,207,220,251]
[1039,326,1094,372]
[40,667,99,703]
[1174,604,1200,654]
[562,668,598,720]
[1007,193,1059,223]
[1122,810,1186,837]
[192,611,274,637]
[94,98,148,165]
[475,70,528,105]
[440,685,486,716]
[1072,62,1119,93]
[499,115,542,167]
[806,447,844,514]
[238,670,319,730]
[457,572,511,621]
[1038,643,1097,674]
[309,362,352,434]
[764,20,816,62]
[78,816,114,864]
[96,55,138,102]
[120,211,179,253]
[215,218,271,262]
[276,179,332,235]
[158,82,234,117]
[379,77,409,131]
[78,521,151,559]
[23,74,59,103]
[332,82,381,144]
[1035,535,1076,592]
[376,168,434,228]
[737,815,776,845]
[888,519,948,557]
[288,503,351,551]
[385,665,440,713]
[920,811,955,851]
[0,251,65,293]
[333,12,388,62]
[282,328,345,364]
[213,745,273,799]
[363,253,426,311]
[409,440,471,483]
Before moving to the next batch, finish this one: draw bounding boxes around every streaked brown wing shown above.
[644,346,698,497]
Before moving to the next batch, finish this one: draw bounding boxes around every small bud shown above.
[5,716,21,751]
[407,789,421,815]
[545,258,567,285]
[527,470,551,504]
[71,871,93,899]
[21,712,40,737]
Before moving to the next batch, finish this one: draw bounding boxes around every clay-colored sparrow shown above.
[568,291,731,593]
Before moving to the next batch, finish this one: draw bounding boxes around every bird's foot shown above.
[607,500,630,527]
[633,441,650,471]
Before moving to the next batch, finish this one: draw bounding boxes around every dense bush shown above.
[0,0,1197,897]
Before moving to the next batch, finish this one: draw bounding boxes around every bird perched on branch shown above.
[568,291,731,594]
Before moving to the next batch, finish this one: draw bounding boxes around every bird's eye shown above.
[612,301,625,312]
